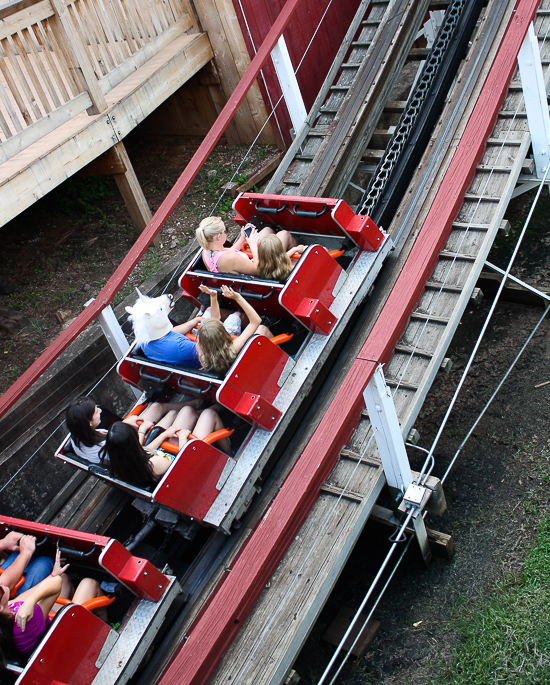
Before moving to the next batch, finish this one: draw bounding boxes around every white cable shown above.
[441,301,550,484]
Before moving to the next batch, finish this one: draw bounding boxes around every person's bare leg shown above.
[192,408,231,454]
[72,578,108,622]
[60,573,74,600]
[257,324,273,338]
[276,230,298,251]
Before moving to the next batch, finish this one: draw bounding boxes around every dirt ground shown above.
[2,134,550,684]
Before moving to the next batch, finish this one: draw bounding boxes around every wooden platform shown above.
[0,0,213,229]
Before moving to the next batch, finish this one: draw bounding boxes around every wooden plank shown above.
[323,607,380,657]
[50,0,108,111]
[158,2,539,681]
[42,16,86,97]
[4,34,43,120]
[192,0,265,143]
[371,505,454,559]
[111,140,152,234]
[81,0,119,71]
[214,0,270,141]
[359,0,539,371]
[0,0,300,417]
[95,0,131,64]
[0,0,54,42]
[29,22,70,104]
[0,73,23,132]
[75,143,127,175]
[0,90,90,159]
[71,0,112,77]
[15,29,58,111]
[98,13,191,94]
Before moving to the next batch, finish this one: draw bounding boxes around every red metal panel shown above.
[332,201,384,251]
[217,336,287,430]
[156,2,540,681]
[179,262,285,319]
[0,0,303,420]
[153,440,233,520]
[117,345,221,402]
[99,539,169,601]
[234,193,384,248]
[232,0,363,145]
[279,245,342,334]
[19,604,112,685]
[0,517,110,564]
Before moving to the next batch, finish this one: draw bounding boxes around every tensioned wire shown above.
[196,10,550,683]
[162,0,339,294]
[0,354,121,494]
[318,170,550,685]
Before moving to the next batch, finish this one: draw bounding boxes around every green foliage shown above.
[46,176,116,216]
[256,143,271,161]
[441,513,550,684]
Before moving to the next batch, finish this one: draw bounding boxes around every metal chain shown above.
[358,0,466,216]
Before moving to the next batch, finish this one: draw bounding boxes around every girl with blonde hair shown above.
[257,234,306,281]
[196,216,298,276]
[196,285,272,373]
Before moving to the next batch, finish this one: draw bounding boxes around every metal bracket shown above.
[271,36,307,134]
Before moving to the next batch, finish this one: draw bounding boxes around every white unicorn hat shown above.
[125,289,174,345]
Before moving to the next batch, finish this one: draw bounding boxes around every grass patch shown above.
[442,508,550,683]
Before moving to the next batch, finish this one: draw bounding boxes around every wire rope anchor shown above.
[363,365,432,564]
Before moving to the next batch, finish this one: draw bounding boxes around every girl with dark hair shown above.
[66,398,193,463]
[101,406,231,487]
[66,397,106,464]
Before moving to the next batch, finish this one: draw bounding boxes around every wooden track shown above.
[153,1,543,683]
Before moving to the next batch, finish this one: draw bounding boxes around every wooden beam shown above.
[111,141,154,238]
[371,505,454,560]
[191,0,275,144]
[75,146,127,176]
[0,0,54,41]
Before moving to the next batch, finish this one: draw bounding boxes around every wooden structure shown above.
[232,0,363,145]
[0,0,214,231]
[154,0,543,682]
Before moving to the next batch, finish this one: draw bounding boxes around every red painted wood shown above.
[156,2,539,682]
[0,0,303,420]
[232,0,362,145]
[359,0,540,367]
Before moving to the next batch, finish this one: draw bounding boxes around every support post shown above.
[363,365,431,564]
[517,23,550,179]
[85,300,141,399]
[271,36,307,135]
[110,142,155,241]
